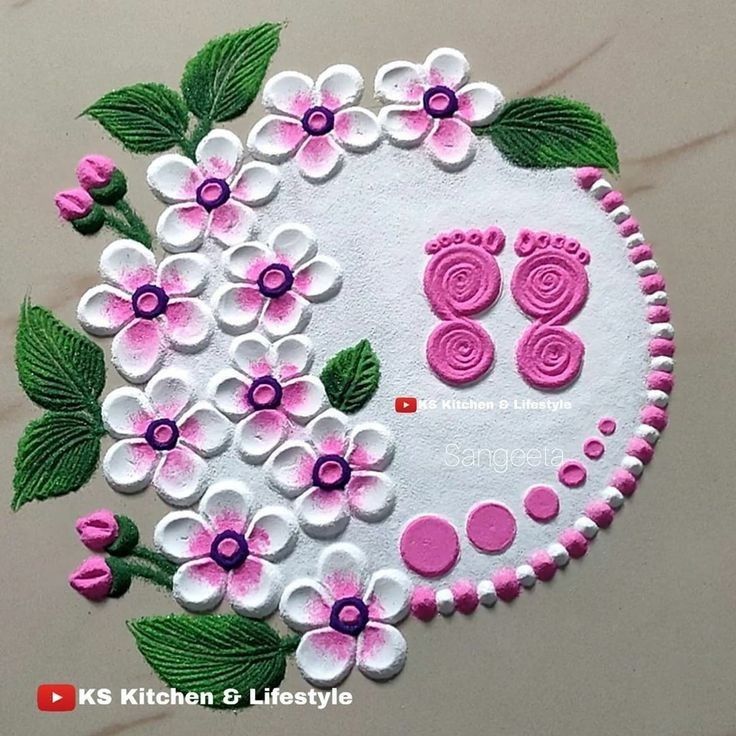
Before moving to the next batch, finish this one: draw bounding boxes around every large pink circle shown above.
[466,502,517,554]
[523,485,560,522]
[400,515,459,577]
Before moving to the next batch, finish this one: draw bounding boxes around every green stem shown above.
[103,210,139,241]
[180,117,213,160]
[280,634,301,654]
[130,546,177,575]
[125,561,174,590]
[113,200,152,248]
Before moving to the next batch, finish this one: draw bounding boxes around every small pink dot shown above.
[451,580,479,614]
[529,550,557,581]
[558,460,587,488]
[523,485,559,523]
[492,568,521,602]
[559,529,588,558]
[585,500,615,528]
[466,502,517,554]
[583,438,605,460]
[597,417,617,435]
[410,586,437,620]
[610,468,637,496]
[400,515,459,577]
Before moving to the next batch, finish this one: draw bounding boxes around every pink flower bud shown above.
[68,557,112,601]
[54,188,94,221]
[75,510,119,551]
[76,155,116,190]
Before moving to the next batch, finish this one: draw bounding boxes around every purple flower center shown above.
[210,530,249,571]
[257,263,294,298]
[132,284,169,319]
[247,376,283,411]
[196,177,231,211]
[312,454,352,491]
[330,596,369,637]
[301,106,335,136]
[145,418,179,451]
[423,85,458,119]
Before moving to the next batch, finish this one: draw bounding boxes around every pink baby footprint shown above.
[510,229,590,390]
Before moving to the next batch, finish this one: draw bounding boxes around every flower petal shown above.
[295,135,344,182]
[195,128,243,179]
[157,203,207,253]
[145,366,193,420]
[247,506,298,561]
[228,557,282,618]
[295,628,356,687]
[356,623,407,681]
[424,47,470,89]
[163,298,214,352]
[318,542,368,599]
[264,440,317,498]
[77,285,134,336]
[456,81,505,126]
[347,423,395,470]
[235,410,289,464]
[374,60,425,103]
[146,154,203,203]
[378,104,432,147]
[111,319,165,384]
[346,471,395,522]
[281,376,327,423]
[333,107,381,152]
[424,117,476,170]
[101,387,154,438]
[224,242,272,283]
[268,223,317,268]
[262,71,314,117]
[208,200,256,248]
[173,557,227,612]
[307,409,349,455]
[316,64,364,111]
[364,569,411,624]
[99,239,156,292]
[294,256,342,302]
[153,510,212,563]
[230,333,272,378]
[295,487,349,539]
[157,253,209,296]
[103,439,158,493]
[246,114,307,162]
[213,284,264,334]
[272,334,313,380]
[261,292,311,338]
[153,446,207,506]
[280,579,332,630]
[178,401,232,457]
[230,162,280,206]
[208,368,251,420]
[199,479,253,534]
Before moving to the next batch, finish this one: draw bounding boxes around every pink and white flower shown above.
[101,368,232,506]
[147,129,280,252]
[213,223,341,338]
[374,47,504,170]
[247,65,381,182]
[77,239,214,383]
[280,543,411,686]
[154,481,298,617]
[210,333,327,464]
[265,409,395,538]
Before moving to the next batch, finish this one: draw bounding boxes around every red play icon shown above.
[394,397,418,413]
[37,684,76,712]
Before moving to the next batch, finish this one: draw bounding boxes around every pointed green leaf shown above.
[321,339,381,414]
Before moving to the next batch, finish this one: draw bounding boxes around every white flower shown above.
[209,333,327,464]
[101,368,232,505]
[280,543,411,687]
[154,481,298,617]
[265,409,395,538]
[374,47,504,170]
[212,223,341,338]
[147,129,280,252]
[247,65,381,182]
[77,239,214,383]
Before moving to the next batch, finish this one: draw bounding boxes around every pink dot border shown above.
[409,167,674,620]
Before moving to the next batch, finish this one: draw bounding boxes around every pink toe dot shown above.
[410,586,437,621]
[583,438,605,460]
[492,568,521,602]
[558,460,587,488]
[529,550,557,581]
[597,417,617,435]
[451,580,479,614]
[523,485,559,523]
[559,529,588,558]
[466,502,517,554]
[400,515,459,578]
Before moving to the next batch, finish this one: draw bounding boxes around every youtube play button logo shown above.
[394,396,417,413]
[37,683,76,712]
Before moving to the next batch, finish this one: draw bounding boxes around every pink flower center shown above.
[247,376,283,411]
[210,530,249,571]
[312,454,352,491]
[132,284,169,320]
[257,263,294,298]
[144,418,179,451]
[423,85,458,119]
[301,105,335,136]
[329,596,369,637]
[196,177,231,211]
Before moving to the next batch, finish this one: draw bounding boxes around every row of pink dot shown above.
[408,169,673,620]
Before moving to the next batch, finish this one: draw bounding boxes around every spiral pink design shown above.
[424,244,501,320]
[510,251,588,324]
[516,323,584,390]
[427,319,495,385]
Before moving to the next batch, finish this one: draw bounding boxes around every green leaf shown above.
[12,411,102,511]
[321,339,381,414]
[82,83,189,153]
[128,615,299,709]
[16,300,105,412]
[475,96,619,173]
[181,23,283,122]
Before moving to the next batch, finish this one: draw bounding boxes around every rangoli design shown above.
[13,23,674,707]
